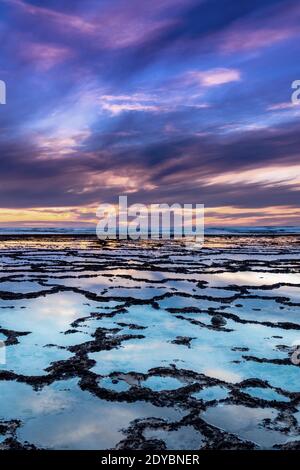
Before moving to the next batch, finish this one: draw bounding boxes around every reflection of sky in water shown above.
[89,304,299,390]
[109,269,206,282]
[0,380,75,420]
[99,377,130,392]
[243,387,290,402]
[192,386,228,401]
[102,286,168,299]
[0,292,94,336]
[228,297,300,324]
[0,281,53,294]
[144,426,204,450]
[158,296,221,310]
[3,342,72,376]
[0,292,98,374]
[202,404,294,448]
[16,379,185,450]
[142,376,184,391]
[237,362,300,392]
[45,275,171,298]
[1,238,300,448]
[201,271,300,287]
[250,285,300,302]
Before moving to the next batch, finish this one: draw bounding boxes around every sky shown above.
[0,0,300,227]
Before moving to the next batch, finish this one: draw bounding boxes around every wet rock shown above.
[274,440,300,450]
[211,315,227,327]
[171,336,195,348]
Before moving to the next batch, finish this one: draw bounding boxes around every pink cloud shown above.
[6,0,95,34]
[186,68,241,87]
[95,17,177,49]
[221,27,296,53]
[102,102,160,115]
[100,95,160,115]
[219,2,300,54]
[267,102,298,111]
[20,42,73,70]
[6,0,187,50]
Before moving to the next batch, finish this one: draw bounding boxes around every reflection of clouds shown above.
[29,293,81,326]
[46,406,138,447]
[4,341,72,376]
[0,292,91,370]
[208,271,300,286]
[3,236,300,448]
[196,345,215,353]
[144,426,204,450]
[91,331,243,380]
[24,388,73,415]
[0,381,72,419]
[202,404,290,447]
[19,384,184,449]
[91,339,187,374]
[203,404,276,432]
[203,368,241,384]
[273,285,300,300]
[60,274,160,293]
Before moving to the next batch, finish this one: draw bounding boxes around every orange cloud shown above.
[0,204,300,228]
[204,165,300,189]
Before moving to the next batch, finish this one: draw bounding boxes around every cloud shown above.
[186,68,241,87]
[218,0,300,54]
[205,165,300,190]
[101,103,159,115]
[221,28,295,54]
[5,0,96,35]
[5,0,186,50]
[99,93,170,115]
[267,102,298,111]
[19,42,74,70]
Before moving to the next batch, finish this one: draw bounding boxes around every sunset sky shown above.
[0,0,300,227]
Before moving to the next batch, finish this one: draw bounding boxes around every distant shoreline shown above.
[0,226,300,238]
[0,232,299,239]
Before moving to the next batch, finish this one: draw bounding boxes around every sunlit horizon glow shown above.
[0,0,300,227]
